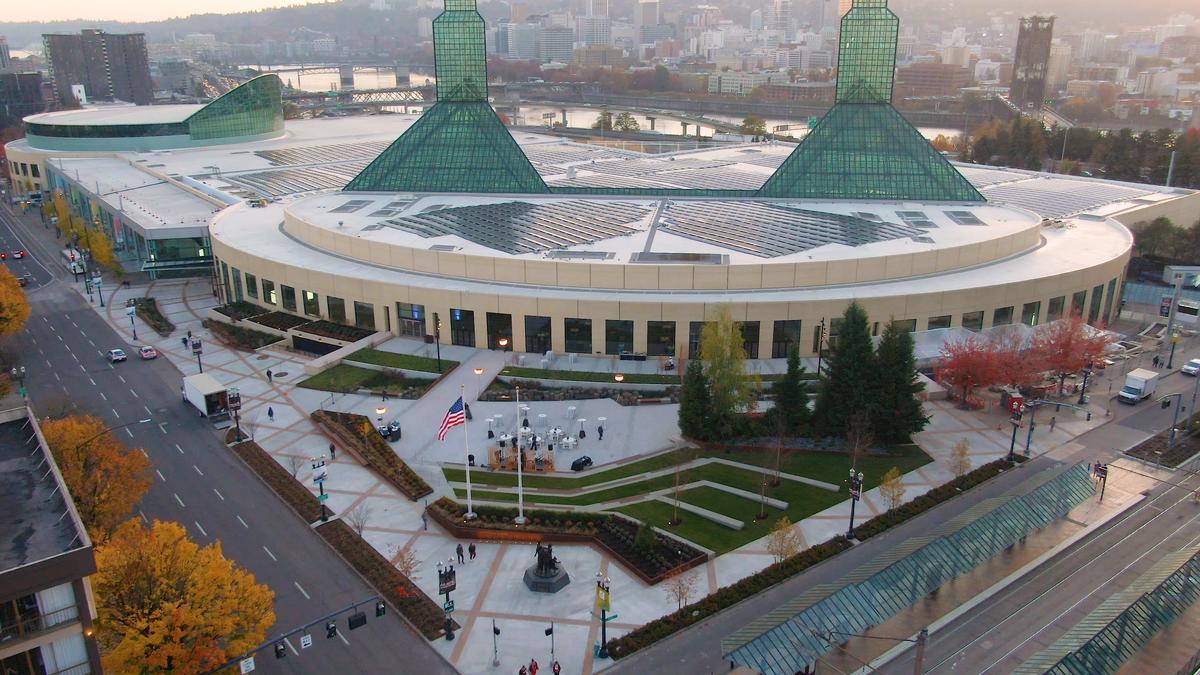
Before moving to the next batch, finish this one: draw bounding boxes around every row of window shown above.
[227,265,1117,357]
[8,161,40,178]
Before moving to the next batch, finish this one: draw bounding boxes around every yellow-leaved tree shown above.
[94,520,276,674]
[40,415,153,544]
[0,266,31,337]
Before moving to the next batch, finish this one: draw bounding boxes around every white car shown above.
[1183,358,1200,376]
[106,348,127,363]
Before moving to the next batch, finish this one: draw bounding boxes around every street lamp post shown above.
[816,318,826,376]
[437,559,457,641]
[126,300,138,341]
[1159,393,1184,449]
[847,468,864,538]
[595,573,612,659]
[433,312,443,373]
[1008,409,1022,463]
[190,337,203,373]
[1077,367,1092,406]
[1168,332,1181,370]
[312,455,329,523]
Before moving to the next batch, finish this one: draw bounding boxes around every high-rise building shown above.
[538,26,574,63]
[637,0,660,27]
[43,29,154,105]
[772,0,792,32]
[1010,16,1054,110]
[588,0,608,18]
[750,9,764,31]
[0,72,48,120]
[0,36,11,71]
[576,16,612,46]
[506,23,540,59]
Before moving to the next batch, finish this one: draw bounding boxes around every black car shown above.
[570,456,593,472]
[387,420,402,439]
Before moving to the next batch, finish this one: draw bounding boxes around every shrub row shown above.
[312,410,433,500]
[298,320,375,342]
[212,301,267,321]
[203,319,282,351]
[228,440,326,525]
[852,458,1016,540]
[605,537,853,659]
[315,519,453,640]
[248,310,312,332]
[346,348,458,374]
[133,297,174,337]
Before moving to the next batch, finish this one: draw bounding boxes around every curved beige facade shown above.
[210,193,1132,360]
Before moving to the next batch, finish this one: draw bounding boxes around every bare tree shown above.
[345,503,372,536]
[846,411,873,470]
[392,545,421,580]
[766,516,802,563]
[670,449,690,526]
[663,567,699,611]
[950,438,972,478]
[287,454,305,479]
[771,411,788,487]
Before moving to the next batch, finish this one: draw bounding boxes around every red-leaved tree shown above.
[937,336,1002,408]
[992,329,1044,390]
[1030,315,1114,396]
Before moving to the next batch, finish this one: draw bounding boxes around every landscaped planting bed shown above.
[606,536,852,659]
[500,366,681,385]
[1125,415,1200,468]
[312,410,433,500]
[346,348,458,374]
[429,498,706,584]
[315,519,453,640]
[212,301,267,321]
[204,319,282,351]
[298,365,435,398]
[229,440,324,523]
[482,379,670,405]
[133,297,175,336]
[247,311,311,332]
[296,320,375,342]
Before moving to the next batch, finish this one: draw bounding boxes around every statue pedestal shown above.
[523,564,571,593]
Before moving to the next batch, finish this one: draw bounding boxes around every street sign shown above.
[1094,464,1108,479]
[300,633,313,649]
[443,599,455,613]
[318,493,329,502]
[439,567,457,594]
[596,585,611,611]
[239,657,256,673]
[849,487,861,500]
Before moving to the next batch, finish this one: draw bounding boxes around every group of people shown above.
[518,659,561,675]
[455,542,477,564]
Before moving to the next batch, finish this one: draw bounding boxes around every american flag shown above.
[437,397,466,441]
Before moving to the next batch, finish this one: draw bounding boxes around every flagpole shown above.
[462,385,476,519]
[514,384,526,525]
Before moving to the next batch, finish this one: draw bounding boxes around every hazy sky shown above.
[8,0,319,22]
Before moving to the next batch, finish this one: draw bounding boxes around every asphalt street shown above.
[610,351,1200,675]
[1,204,455,674]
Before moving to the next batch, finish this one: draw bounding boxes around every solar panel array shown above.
[652,169,770,191]
[980,178,1156,218]
[660,201,927,258]
[945,210,986,225]
[521,144,631,166]
[381,200,650,255]
[228,162,370,197]
[546,173,673,189]
[733,152,791,169]
[585,158,735,177]
[897,210,937,228]
[255,141,390,166]
[956,165,1031,187]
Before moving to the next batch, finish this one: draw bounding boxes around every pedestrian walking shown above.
[456,543,465,564]
[421,513,428,531]
[266,368,273,383]
[1153,355,1161,368]
[329,442,336,459]
[181,336,188,348]
[597,424,604,440]
[267,406,274,422]
[1049,416,1057,432]
[529,658,539,675]
[519,666,527,675]
[468,543,477,560]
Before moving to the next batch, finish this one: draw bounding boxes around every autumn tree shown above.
[740,114,768,139]
[41,415,153,544]
[815,301,878,435]
[766,516,802,563]
[700,305,756,439]
[950,438,972,478]
[1030,315,1114,397]
[937,335,1001,407]
[0,266,32,337]
[879,467,906,511]
[663,567,699,611]
[94,520,276,674]
[993,330,1044,391]
[874,321,928,443]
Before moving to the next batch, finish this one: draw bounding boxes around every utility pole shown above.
[912,628,928,675]
[1162,272,1184,368]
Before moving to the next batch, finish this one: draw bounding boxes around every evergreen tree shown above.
[874,321,929,443]
[678,358,711,440]
[814,301,877,436]
[772,344,810,434]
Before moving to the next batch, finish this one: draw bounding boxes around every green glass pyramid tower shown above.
[757,0,984,202]
[344,0,548,194]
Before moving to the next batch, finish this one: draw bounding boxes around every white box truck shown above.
[182,373,231,421]
[1118,368,1159,404]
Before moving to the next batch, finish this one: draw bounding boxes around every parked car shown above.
[17,275,29,287]
[570,456,593,472]
[11,250,24,259]
[107,348,127,363]
[138,346,158,360]
[387,420,402,440]
[377,425,391,439]
[1183,358,1200,376]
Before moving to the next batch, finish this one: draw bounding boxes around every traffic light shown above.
[326,620,338,639]
[376,600,387,617]
[274,642,286,659]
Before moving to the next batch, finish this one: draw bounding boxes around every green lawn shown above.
[615,501,737,554]
[345,348,458,374]
[444,450,690,490]
[724,444,933,491]
[298,364,436,395]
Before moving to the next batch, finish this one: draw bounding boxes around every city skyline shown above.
[4,0,317,23]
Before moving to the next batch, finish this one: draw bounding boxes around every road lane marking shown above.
[99,392,107,401]
[159,423,168,435]
[284,637,299,656]
[263,546,277,561]
[130,388,139,398]
[213,488,224,501]
[89,378,95,386]
[194,521,208,537]
[118,375,126,384]
[45,359,51,368]
[78,365,85,373]
[237,515,249,528]
[64,344,72,352]
[124,428,133,438]
[139,448,148,458]
[54,372,60,381]
[193,465,204,477]
[294,581,310,599]
[87,339,94,347]
[175,444,184,454]
[338,631,350,646]
[143,405,151,416]
[111,408,119,418]
[57,334,62,341]
[174,493,185,508]
[156,470,165,481]
[138,510,148,523]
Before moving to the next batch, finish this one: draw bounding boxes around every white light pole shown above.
[462,384,476,519]
[514,385,526,525]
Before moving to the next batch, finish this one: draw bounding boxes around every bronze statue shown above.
[534,542,559,576]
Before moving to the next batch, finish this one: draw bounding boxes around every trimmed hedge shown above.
[204,319,281,350]
[346,348,458,374]
[312,410,433,500]
[851,458,1016,540]
[500,366,681,385]
[606,537,853,659]
[249,311,311,332]
[133,297,174,337]
[297,320,375,342]
[212,301,266,321]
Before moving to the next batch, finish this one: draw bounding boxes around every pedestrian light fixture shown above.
[498,337,509,350]
[376,405,387,422]
[376,600,387,617]
[325,620,338,639]
[614,373,625,383]
[274,642,286,659]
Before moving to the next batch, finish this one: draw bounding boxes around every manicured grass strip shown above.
[444,450,688,490]
[297,364,378,392]
[501,366,681,385]
[346,348,459,374]
[723,444,933,491]
[615,501,736,554]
